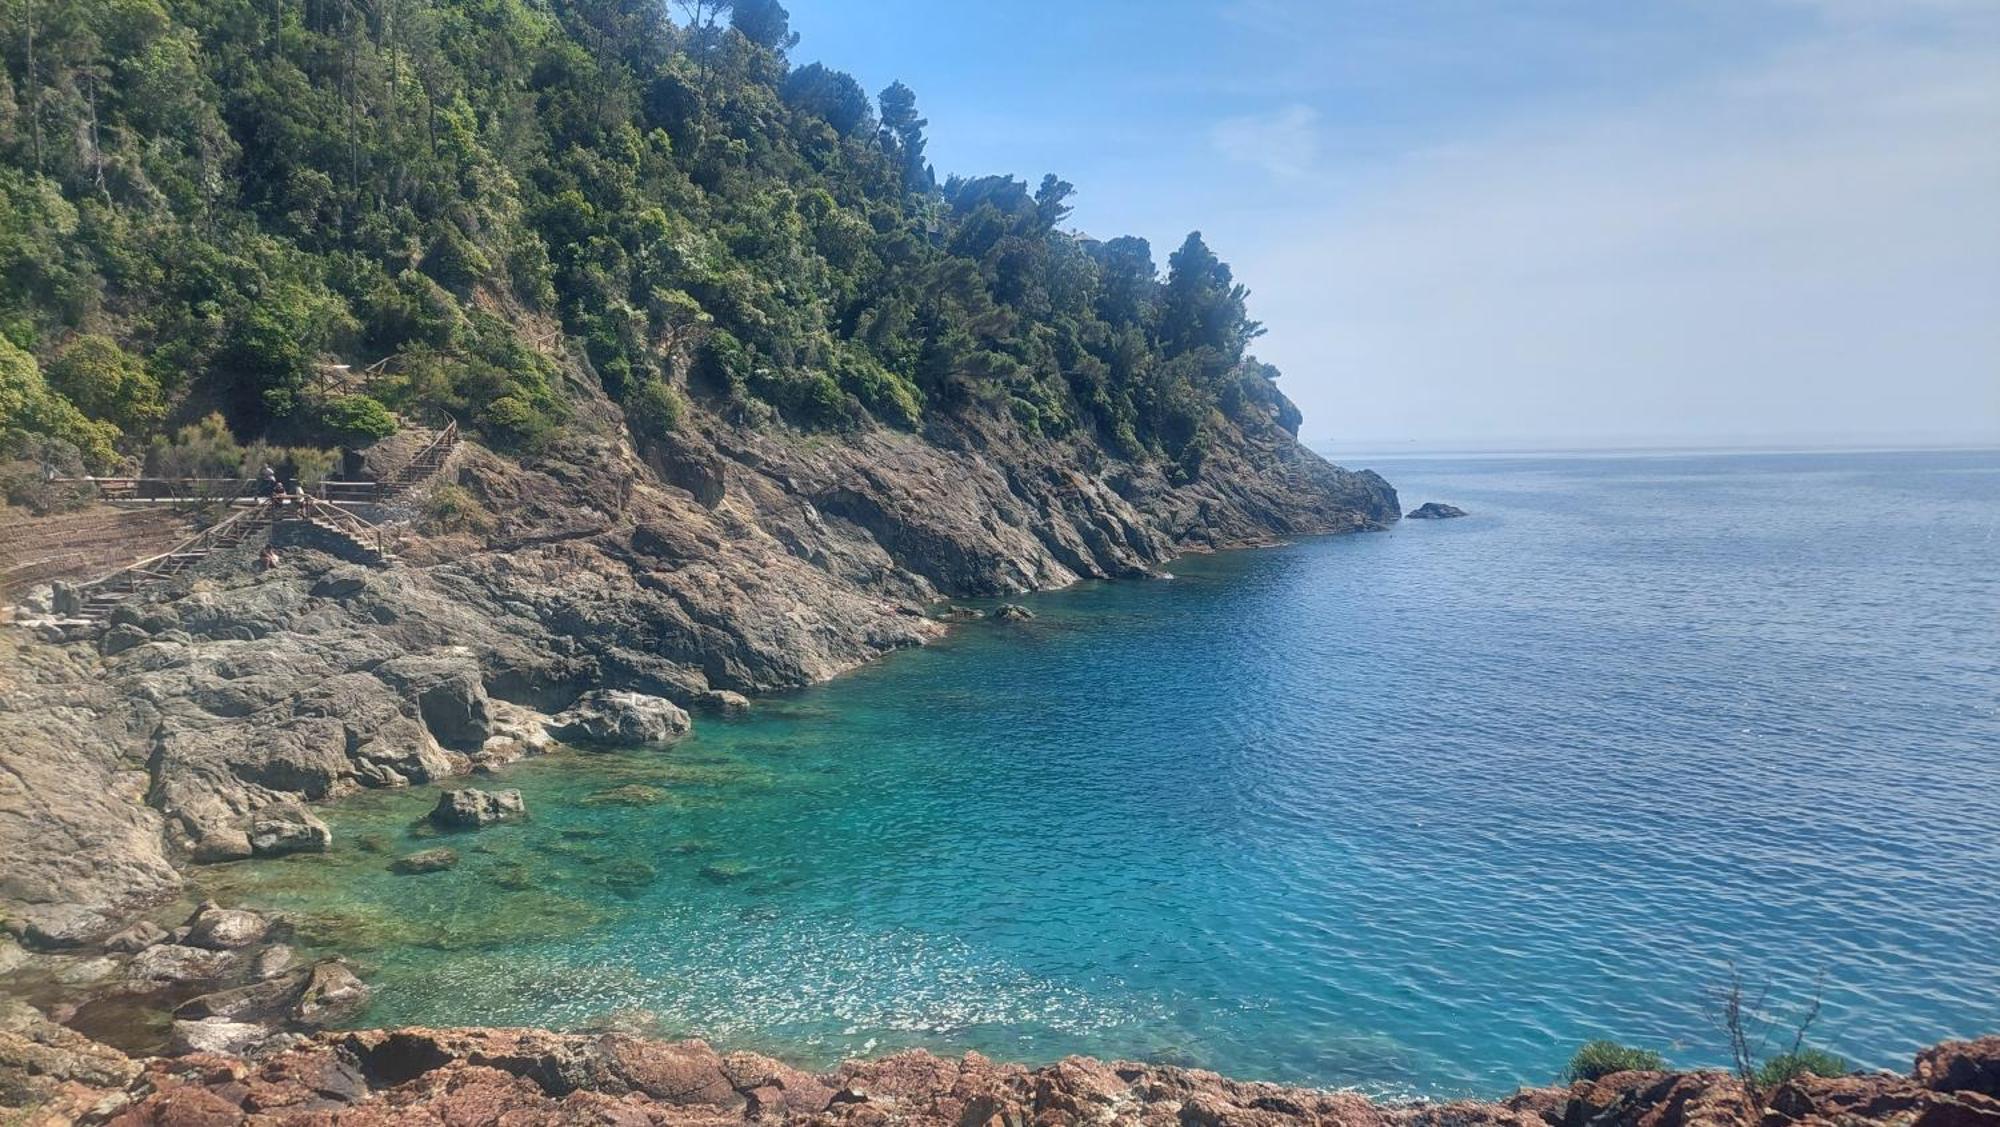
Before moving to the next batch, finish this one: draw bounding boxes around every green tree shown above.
[45,333,164,432]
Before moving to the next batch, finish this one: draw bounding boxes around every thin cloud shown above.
[1227,9,2000,447]
[1211,104,1323,180]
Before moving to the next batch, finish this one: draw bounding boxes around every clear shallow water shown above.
[208,449,2000,1098]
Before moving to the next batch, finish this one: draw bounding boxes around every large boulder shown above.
[184,903,270,950]
[549,691,691,747]
[190,827,254,864]
[249,804,333,856]
[429,788,526,830]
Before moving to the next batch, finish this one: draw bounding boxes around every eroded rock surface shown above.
[4,1025,1996,1127]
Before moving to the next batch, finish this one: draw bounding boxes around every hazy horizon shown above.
[788,0,2000,450]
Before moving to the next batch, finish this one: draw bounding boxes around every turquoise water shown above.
[211,449,2000,1098]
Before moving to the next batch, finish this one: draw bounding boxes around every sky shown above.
[777,0,2000,451]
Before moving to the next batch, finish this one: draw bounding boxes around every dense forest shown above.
[0,0,1302,488]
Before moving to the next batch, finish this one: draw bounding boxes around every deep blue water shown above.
[215,449,2000,1098]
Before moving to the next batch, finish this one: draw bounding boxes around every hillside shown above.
[3,0,1357,492]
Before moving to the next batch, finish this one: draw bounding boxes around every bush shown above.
[1564,1041,1668,1082]
[478,394,553,451]
[419,484,495,536]
[317,394,399,445]
[1756,1048,1849,1087]
[144,413,244,479]
[624,378,686,440]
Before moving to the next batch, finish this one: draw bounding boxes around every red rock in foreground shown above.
[6,1023,1999,1127]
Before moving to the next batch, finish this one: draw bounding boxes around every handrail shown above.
[379,413,458,495]
[294,496,387,558]
[76,499,270,597]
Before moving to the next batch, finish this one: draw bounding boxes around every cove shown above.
[202,449,2000,1099]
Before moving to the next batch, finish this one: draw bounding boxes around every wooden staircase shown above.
[72,504,273,624]
[46,414,456,632]
[379,418,459,499]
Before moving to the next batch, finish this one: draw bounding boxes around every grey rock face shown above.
[429,789,526,830]
[550,690,693,747]
[249,805,332,856]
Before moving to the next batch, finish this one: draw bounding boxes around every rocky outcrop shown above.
[549,690,693,747]
[1407,502,1468,520]
[5,1025,1998,1126]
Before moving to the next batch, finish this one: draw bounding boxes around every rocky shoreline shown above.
[6,1016,1998,1125]
[1,394,1408,1113]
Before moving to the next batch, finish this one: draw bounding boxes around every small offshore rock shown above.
[391,847,460,875]
[430,788,526,830]
[1407,501,1468,519]
[938,604,984,622]
[191,828,254,864]
[550,690,692,746]
[249,804,332,856]
[991,604,1035,621]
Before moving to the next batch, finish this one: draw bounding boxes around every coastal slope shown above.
[0,393,1396,948]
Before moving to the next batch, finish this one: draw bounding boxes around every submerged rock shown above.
[390,848,460,875]
[550,690,693,746]
[991,604,1035,621]
[429,787,527,830]
[1407,501,1468,519]
[700,689,753,715]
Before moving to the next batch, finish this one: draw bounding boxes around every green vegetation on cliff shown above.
[0,0,1302,481]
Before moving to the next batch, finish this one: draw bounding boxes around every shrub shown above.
[624,378,686,439]
[478,394,552,451]
[419,484,495,536]
[1564,1041,1668,1082]
[317,394,399,445]
[144,413,243,479]
[1756,1048,1849,1087]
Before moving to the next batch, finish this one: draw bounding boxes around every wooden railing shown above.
[291,496,388,558]
[74,501,271,603]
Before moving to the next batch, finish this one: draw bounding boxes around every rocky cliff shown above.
[0,396,1395,950]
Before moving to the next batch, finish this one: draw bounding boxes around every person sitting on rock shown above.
[259,545,280,571]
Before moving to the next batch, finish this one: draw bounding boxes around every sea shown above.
[206,447,2000,1098]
